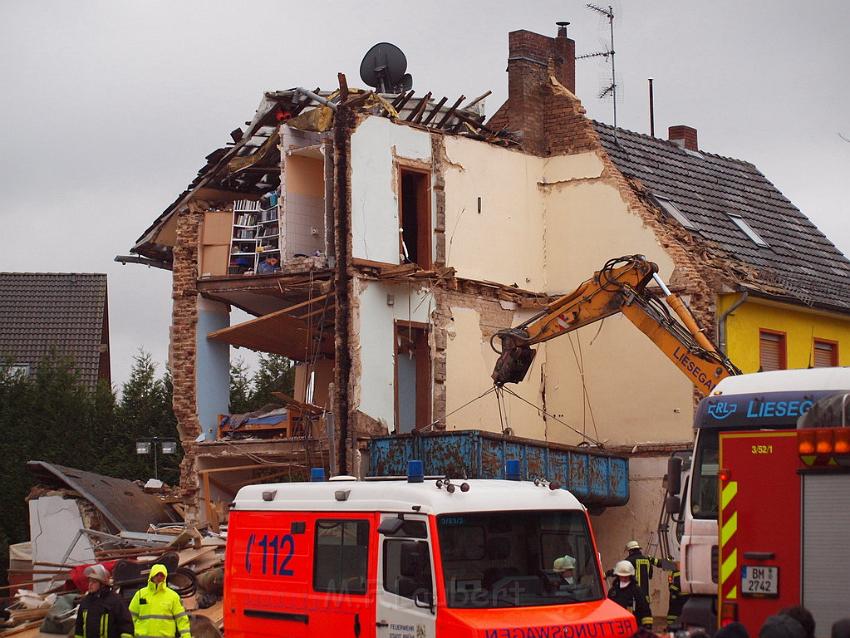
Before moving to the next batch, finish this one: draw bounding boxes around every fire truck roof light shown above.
[310,467,326,482]
[797,430,816,456]
[815,429,834,455]
[408,460,424,483]
[505,459,521,481]
[835,429,850,454]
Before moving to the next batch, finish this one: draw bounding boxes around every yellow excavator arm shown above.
[491,255,740,396]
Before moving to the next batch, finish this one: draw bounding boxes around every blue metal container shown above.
[368,430,628,508]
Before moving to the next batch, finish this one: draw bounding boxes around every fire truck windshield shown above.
[436,510,603,608]
[691,429,719,519]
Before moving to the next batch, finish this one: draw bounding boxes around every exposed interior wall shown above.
[721,294,850,372]
[293,356,334,407]
[196,297,230,441]
[593,455,671,614]
[350,117,432,265]
[354,278,434,431]
[442,136,546,288]
[540,167,693,445]
[283,153,326,259]
[443,299,544,435]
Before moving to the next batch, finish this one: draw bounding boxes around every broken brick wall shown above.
[170,201,206,521]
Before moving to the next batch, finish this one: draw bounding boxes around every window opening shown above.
[436,511,603,608]
[759,330,786,371]
[813,339,838,368]
[399,169,431,268]
[655,196,697,230]
[691,430,719,519]
[395,323,431,433]
[728,213,769,247]
[313,519,369,594]
[383,539,433,600]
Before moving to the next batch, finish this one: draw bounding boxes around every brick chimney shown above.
[668,125,698,151]
[507,24,576,154]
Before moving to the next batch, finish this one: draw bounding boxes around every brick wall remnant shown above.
[505,30,575,155]
[170,199,207,522]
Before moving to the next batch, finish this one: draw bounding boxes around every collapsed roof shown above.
[131,86,503,264]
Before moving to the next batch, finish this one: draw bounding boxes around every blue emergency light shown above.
[505,459,521,481]
[310,467,326,482]
[407,460,424,483]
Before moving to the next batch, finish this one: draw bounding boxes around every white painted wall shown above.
[356,279,434,428]
[350,117,432,264]
[29,496,95,592]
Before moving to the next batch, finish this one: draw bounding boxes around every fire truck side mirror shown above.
[666,495,682,515]
[667,456,683,496]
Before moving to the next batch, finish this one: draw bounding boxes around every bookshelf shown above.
[229,196,281,275]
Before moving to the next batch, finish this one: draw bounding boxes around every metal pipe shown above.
[293,87,337,111]
[648,78,655,137]
[653,273,718,354]
[717,291,749,353]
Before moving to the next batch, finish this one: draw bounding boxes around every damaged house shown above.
[126,25,850,573]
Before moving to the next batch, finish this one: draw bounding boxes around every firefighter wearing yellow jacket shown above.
[128,564,191,638]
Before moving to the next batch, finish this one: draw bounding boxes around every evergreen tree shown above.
[250,354,295,408]
[114,351,181,484]
[229,357,252,413]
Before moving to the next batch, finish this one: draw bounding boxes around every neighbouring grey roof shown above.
[27,461,180,532]
[594,121,850,312]
[0,273,108,387]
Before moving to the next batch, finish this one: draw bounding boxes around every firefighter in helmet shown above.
[623,540,662,622]
[608,560,652,629]
[666,561,688,629]
[74,564,134,638]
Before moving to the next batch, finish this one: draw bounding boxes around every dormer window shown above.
[728,213,769,247]
[655,196,697,230]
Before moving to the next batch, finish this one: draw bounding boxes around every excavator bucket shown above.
[492,344,536,386]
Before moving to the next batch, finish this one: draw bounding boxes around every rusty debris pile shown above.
[2,463,225,638]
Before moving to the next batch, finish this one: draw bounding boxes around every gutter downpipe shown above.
[717,291,749,354]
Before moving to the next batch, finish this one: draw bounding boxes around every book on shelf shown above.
[234,199,262,211]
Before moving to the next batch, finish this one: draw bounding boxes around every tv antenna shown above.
[577,4,618,132]
[359,42,413,94]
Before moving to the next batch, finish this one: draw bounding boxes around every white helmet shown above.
[614,560,635,577]
[553,555,577,572]
[84,564,111,585]
[625,540,641,551]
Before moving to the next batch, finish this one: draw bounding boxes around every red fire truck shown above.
[224,462,637,638]
[717,386,850,631]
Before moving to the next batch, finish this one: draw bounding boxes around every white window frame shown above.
[728,213,769,247]
[655,196,697,230]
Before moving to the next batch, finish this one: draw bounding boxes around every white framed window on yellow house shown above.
[759,329,787,371]
[813,339,838,368]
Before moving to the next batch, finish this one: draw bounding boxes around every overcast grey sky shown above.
[1,1,848,391]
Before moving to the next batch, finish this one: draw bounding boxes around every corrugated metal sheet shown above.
[368,430,628,508]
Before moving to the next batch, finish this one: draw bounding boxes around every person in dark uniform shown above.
[624,540,662,620]
[666,562,688,629]
[608,560,653,629]
[74,565,134,638]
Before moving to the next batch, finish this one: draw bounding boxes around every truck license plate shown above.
[741,565,778,597]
